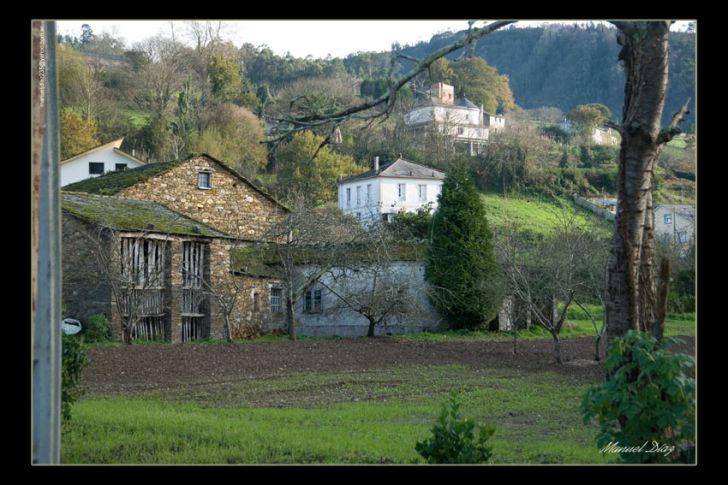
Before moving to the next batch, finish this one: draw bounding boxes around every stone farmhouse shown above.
[62,154,289,342]
[60,137,146,186]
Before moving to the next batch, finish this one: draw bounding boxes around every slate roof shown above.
[62,153,288,211]
[456,97,480,109]
[339,158,445,184]
[62,192,230,238]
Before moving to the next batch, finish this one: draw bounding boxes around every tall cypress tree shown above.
[425,163,502,329]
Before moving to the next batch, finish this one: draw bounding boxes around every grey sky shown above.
[56,20,693,59]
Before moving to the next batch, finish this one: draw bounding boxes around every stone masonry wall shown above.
[119,156,286,239]
[61,214,114,333]
[208,239,286,339]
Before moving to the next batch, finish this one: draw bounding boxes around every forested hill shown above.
[399,24,695,129]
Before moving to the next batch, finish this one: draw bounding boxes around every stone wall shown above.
[119,156,286,239]
[61,214,114,333]
[208,239,286,339]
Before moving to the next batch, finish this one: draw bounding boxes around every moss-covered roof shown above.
[62,160,184,195]
[61,153,289,211]
[62,192,230,238]
[230,240,425,277]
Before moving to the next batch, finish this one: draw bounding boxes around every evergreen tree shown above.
[425,162,502,328]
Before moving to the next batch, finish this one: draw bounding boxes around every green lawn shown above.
[480,192,613,237]
[62,365,609,464]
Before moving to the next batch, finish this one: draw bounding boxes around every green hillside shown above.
[480,192,613,238]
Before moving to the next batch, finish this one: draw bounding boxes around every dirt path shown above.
[81,336,695,394]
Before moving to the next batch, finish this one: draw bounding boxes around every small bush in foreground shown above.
[416,391,495,464]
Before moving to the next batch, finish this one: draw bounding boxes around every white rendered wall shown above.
[61,150,143,186]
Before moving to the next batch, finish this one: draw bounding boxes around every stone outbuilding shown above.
[62,154,290,342]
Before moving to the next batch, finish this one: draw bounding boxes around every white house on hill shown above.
[61,138,146,186]
[404,82,505,155]
[338,157,445,224]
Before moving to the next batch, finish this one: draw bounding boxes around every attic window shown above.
[197,171,212,189]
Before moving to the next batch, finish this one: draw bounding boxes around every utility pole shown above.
[32,20,62,464]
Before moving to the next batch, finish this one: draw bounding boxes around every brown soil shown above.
[81,336,695,394]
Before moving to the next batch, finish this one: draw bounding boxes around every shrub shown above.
[415,392,495,464]
[62,333,89,422]
[581,331,695,463]
[83,313,111,342]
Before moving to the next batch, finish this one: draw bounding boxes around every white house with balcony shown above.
[338,157,445,224]
[61,137,146,187]
[404,82,505,155]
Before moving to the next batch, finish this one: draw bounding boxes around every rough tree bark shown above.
[605,21,689,339]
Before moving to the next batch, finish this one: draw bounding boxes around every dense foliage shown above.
[425,163,503,328]
[581,331,695,463]
[401,25,695,130]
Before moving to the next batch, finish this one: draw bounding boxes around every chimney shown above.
[373,156,379,173]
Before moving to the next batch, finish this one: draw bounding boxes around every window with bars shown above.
[270,288,283,313]
[120,238,166,288]
[304,288,323,313]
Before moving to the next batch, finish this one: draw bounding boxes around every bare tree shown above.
[320,225,426,337]
[261,195,361,340]
[498,211,598,364]
[572,233,610,360]
[605,21,691,339]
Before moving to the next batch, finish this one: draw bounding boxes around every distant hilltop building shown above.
[338,156,445,224]
[405,82,505,156]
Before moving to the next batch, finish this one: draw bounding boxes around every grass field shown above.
[62,364,609,464]
[480,193,613,237]
[68,309,695,464]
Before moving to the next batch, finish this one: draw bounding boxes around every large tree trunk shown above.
[606,21,672,340]
[367,319,376,338]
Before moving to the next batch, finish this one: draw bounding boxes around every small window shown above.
[252,292,260,312]
[270,288,283,313]
[458,127,465,135]
[89,162,104,175]
[356,186,361,207]
[366,184,372,205]
[304,288,323,313]
[418,184,427,203]
[115,163,128,171]
[198,172,212,189]
[398,184,406,202]
[664,214,672,225]
[346,188,351,207]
